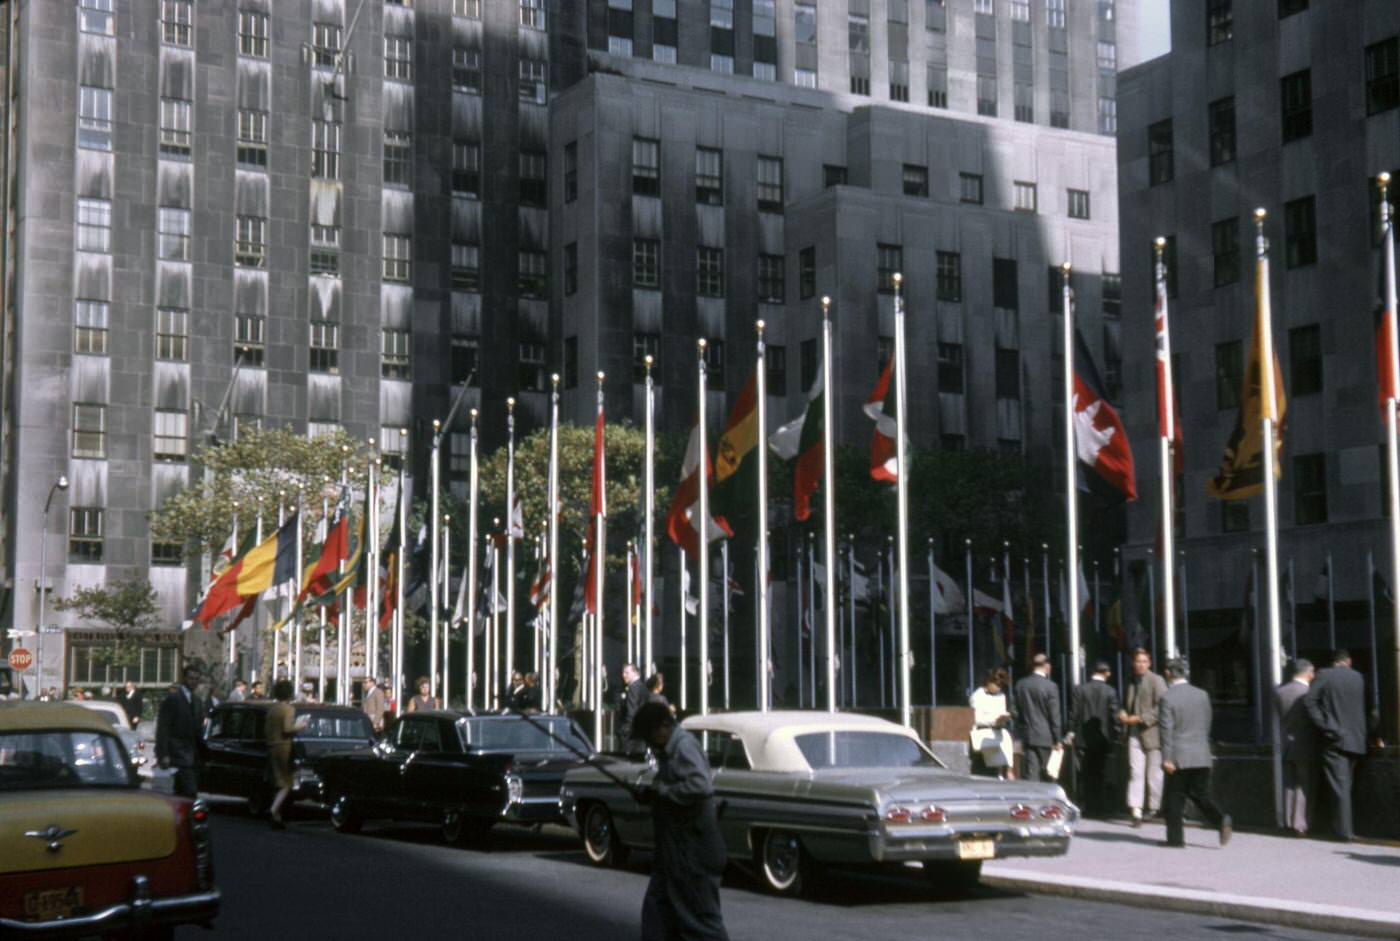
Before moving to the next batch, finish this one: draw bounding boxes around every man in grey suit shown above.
[1304,649,1372,842]
[1014,654,1063,782]
[1120,647,1167,827]
[1275,659,1318,836]
[1159,658,1231,848]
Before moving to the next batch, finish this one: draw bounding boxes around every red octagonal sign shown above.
[8,648,33,671]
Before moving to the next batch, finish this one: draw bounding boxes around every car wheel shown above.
[329,794,362,834]
[924,860,982,897]
[757,829,811,897]
[582,803,628,868]
[442,811,494,846]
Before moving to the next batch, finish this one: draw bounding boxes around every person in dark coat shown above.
[616,663,648,751]
[156,666,206,799]
[1303,649,1372,841]
[632,703,729,941]
[1275,659,1319,836]
[119,681,144,729]
[521,672,543,712]
[1159,658,1231,848]
[1068,660,1120,818]
[1013,653,1063,782]
[646,672,673,711]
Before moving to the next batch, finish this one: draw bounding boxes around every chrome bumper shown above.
[870,825,1074,863]
[502,794,565,824]
[0,887,220,936]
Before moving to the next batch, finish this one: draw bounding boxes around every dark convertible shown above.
[315,711,593,844]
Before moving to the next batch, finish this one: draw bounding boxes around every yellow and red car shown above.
[0,702,219,938]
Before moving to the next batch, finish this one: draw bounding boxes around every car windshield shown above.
[793,731,939,770]
[460,718,591,754]
[297,713,374,740]
[0,730,133,791]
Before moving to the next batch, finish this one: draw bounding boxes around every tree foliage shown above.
[54,576,163,667]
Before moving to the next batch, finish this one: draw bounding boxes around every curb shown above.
[981,870,1400,939]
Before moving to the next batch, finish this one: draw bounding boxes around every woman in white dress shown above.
[968,668,1015,779]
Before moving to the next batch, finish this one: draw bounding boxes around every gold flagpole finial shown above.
[1153,236,1166,256]
[821,295,831,320]
[596,371,605,385]
[551,372,560,389]
[892,272,903,290]
[1060,261,1072,275]
[756,319,765,337]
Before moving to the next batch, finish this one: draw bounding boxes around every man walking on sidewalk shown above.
[1275,659,1318,836]
[1159,658,1231,849]
[1014,654,1063,782]
[1120,648,1166,828]
[1069,660,1120,818]
[1304,649,1370,842]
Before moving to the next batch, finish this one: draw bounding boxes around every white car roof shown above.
[681,710,924,773]
[77,701,127,726]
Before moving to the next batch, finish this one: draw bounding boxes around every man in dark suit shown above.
[156,666,206,799]
[1304,649,1370,841]
[1159,658,1231,848]
[1014,653,1063,782]
[616,664,648,753]
[1069,660,1120,818]
[119,681,144,729]
[1275,659,1318,836]
[505,672,530,712]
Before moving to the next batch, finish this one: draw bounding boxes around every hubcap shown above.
[331,797,350,827]
[763,832,800,888]
[586,808,611,859]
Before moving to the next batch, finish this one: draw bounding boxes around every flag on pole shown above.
[378,480,402,632]
[930,562,966,615]
[712,370,759,532]
[508,494,524,541]
[297,488,353,604]
[999,560,1015,663]
[192,512,300,628]
[666,420,733,559]
[529,557,551,611]
[629,545,643,624]
[864,355,899,484]
[770,366,824,521]
[1073,330,1137,502]
[1155,271,1185,473]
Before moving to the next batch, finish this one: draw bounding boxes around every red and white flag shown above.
[864,356,899,484]
[529,557,551,610]
[1379,197,1399,417]
[1073,330,1137,502]
[666,420,732,559]
[1155,259,1184,473]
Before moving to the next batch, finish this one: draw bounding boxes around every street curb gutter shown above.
[981,870,1400,939]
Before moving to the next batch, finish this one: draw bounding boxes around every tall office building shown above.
[1117,0,1400,718]
[2,0,1135,700]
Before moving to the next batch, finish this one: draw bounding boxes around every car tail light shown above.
[189,799,214,891]
[885,806,913,824]
[1038,805,1065,821]
[920,806,947,824]
[1010,804,1033,821]
[137,741,146,752]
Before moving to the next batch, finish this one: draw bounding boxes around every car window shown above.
[298,712,374,740]
[460,717,591,754]
[793,731,938,770]
[722,737,751,770]
[395,718,423,751]
[0,731,133,791]
[416,719,443,752]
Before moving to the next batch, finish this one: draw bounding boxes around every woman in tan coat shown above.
[266,679,298,829]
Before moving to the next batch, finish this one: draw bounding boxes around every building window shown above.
[766,345,787,393]
[452,48,483,94]
[938,343,964,393]
[383,233,412,282]
[1013,181,1037,213]
[563,142,578,203]
[702,339,726,387]
[238,10,269,57]
[903,164,928,197]
[310,224,340,277]
[800,338,818,390]
[632,138,660,197]
[993,258,1019,310]
[161,0,192,46]
[758,254,785,303]
[654,43,678,64]
[159,98,192,158]
[1208,97,1236,166]
[80,0,115,35]
[69,508,104,562]
[153,409,188,461]
[72,404,107,459]
[1149,120,1173,185]
[1067,189,1090,220]
[382,329,412,380]
[384,35,413,81]
[384,131,412,186]
[152,541,185,566]
[890,61,910,103]
[608,35,634,57]
[1279,0,1307,16]
[1098,97,1118,135]
[799,247,816,299]
[76,198,112,254]
[711,54,735,74]
[309,321,339,374]
[455,0,481,16]
[1280,70,1312,142]
[697,247,725,298]
[519,59,547,104]
[75,300,109,354]
[519,342,548,392]
[1284,196,1317,268]
[1102,273,1122,318]
[1289,324,1322,396]
[518,250,548,297]
[520,0,546,30]
[520,150,547,207]
[936,251,962,302]
[452,336,479,385]
[235,216,266,268]
[78,86,113,151]
[795,68,817,89]
[1013,81,1035,124]
[633,333,660,383]
[633,239,660,289]
[156,308,189,361]
[1206,0,1232,46]
[928,65,948,108]
[756,156,784,213]
[795,2,817,43]
[563,242,579,296]
[157,208,191,262]
[237,110,268,168]
[452,141,481,197]
[1294,454,1327,525]
[960,173,984,205]
[451,243,480,292]
[235,314,265,367]
[696,148,723,205]
[312,120,342,180]
[824,165,847,188]
[877,244,902,294]
[312,23,342,67]
[1215,340,1242,409]
[562,335,579,389]
[1045,0,1065,27]
[977,76,997,116]
[1209,218,1239,288]
[1366,39,1400,116]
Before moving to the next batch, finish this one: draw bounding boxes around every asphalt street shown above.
[179,799,1354,941]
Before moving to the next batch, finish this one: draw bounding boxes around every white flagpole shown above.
[821,296,839,713]
[549,376,561,710]
[339,447,351,705]
[429,418,441,700]
[1154,238,1178,660]
[1061,261,1083,689]
[253,503,263,682]
[228,504,239,673]
[274,496,285,680]
[1380,172,1400,737]
[642,359,655,677]
[506,398,517,688]
[722,539,731,710]
[490,522,500,709]
[316,488,328,700]
[594,372,606,746]
[755,321,771,711]
[965,538,974,696]
[892,273,913,727]
[442,515,452,704]
[626,541,635,666]
[697,340,711,717]
[680,546,688,711]
[395,453,407,706]
[467,409,480,710]
[367,452,379,685]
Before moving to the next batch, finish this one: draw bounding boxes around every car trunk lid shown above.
[0,791,178,874]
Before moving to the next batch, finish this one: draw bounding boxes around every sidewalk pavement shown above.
[983,818,1400,938]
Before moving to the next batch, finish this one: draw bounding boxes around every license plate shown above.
[956,839,995,861]
[23,886,83,921]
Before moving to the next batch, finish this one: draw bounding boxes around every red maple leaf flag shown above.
[1073,330,1137,502]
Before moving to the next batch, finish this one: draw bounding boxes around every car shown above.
[560,710,1078,897]
[77,699,153,779]
[201,701,376,815]
[317,711,593,844]
[0,702,219,938]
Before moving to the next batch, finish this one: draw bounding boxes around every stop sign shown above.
[8,648,33,671]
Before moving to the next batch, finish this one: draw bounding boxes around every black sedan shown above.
[315,711,593,844]
[201,701,376,814]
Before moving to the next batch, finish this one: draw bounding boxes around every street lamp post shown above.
[35,475,69,698]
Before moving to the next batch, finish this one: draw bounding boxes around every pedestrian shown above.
[1014,653,1063,782]
[1304,649,1374,842]
[299,681,317,703]
[617,663,648,752]
[120,680,144,729]
[228,679,248,703]
[1068,660,1120,818]
[646,673,672,711]
[521,673,543,713]
[632,703,730,941]
[361,676,388,733]
[156,666,206,799]
[505,672,529,712]
[1119,647,1167,828]
[250,680,266,700]
[968,668,1014,779]
[1275,659,1319,837]
[1158,658,1231,848]
[265,679,305,829]
[405,676,438,713]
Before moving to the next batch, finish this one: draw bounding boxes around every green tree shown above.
[53,576,163,667]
